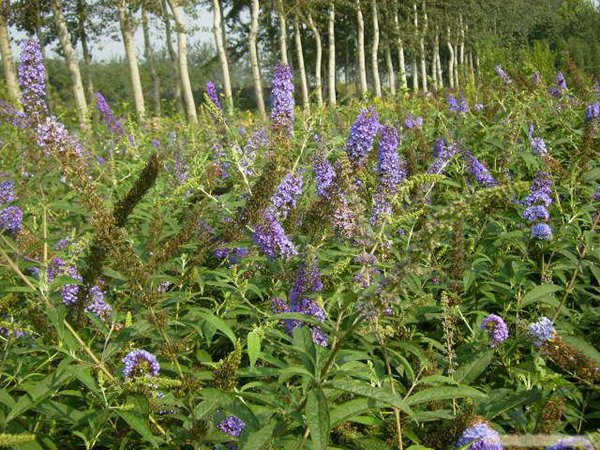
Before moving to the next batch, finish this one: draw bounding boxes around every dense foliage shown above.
[0,37,600,450]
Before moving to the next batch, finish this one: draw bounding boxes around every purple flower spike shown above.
[122,349,160,379]
[217,416,245,437]
[271,172,303,221]
[0,205,23,235]
[206,81,222,111]
[253,211,297,259]
[18,37,47,119]
[531,223,553,240]
[96,92,124,136]
[345,107,380,167]
[463,152,497,187]
[522,205,550,222]
[529,317,555,346]
[271,64,295,133]
[481,314,509,347]
[495,65,512,84]
[456,422,503,450]
[0,180,16,205]
[585,103,600,122]
[556,71,568,91]
[84,286,112,321]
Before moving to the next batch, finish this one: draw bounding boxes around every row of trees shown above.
[1,0,600,123]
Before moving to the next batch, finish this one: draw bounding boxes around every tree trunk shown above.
[419,2,427,93]
[51,0,88,125]
[213,0,233,114]
[249,0,266,119]
[307,13,323,107]
[447,28,454,89]
[356,0,368,95]
[0,14,20,107]
[327,1,336,106]
[468,49,475,83]
[412,4,419,92]
[142,5,161,117]
[459,14,465,84]
[454,41,459,88]
[393,11,407,90]
[435,30,443,89]
[76,0,94,103]
[276,0,288,65]
[161,0,184,115]
[431,46,437,92]
[371,0,382,97]
[167,0,197,124]
[294,16,309,110]
[385,41,396,96]
[118,2,145,120]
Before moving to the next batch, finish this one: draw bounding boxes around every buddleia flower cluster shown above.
[495,64,512,84]
[447,93,470,114]
[84,285,112,321]
[481,314,509,348]
[271,171,303,221]
[463,152,498,188]
[547,437,594,450]
[345,107,380,167]
[529,317,555,346]
[371,125,406,224]
[428,140,460,175]
[17,37,48,119]
[217,416,245,437]
[96,92,124,136]
[528,124,548,156]
[270,63,295,134]
[237,128,267,176]
[122,349,160,379]
[48,257,82,306]
[585,102,600,122]
[272,254,327,346]
[0,179,23,236]
[523,172,553,240]
[455,421,503,450]
[253,210,297,259]
[312,149,335,199]
[404,114,423,129]
[206,81,222,111]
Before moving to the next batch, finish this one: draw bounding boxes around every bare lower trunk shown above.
[447,28,454,89]
[435,30,443,89]
[0,15,20,107]
[52,0,88,125]
[76,0,94,103]
[307,13,323,107]
[294,16,309,110]
[412,4,419,92]
[385,41,395,96]
[431,48,437,92]
[276,0,288,65]
[393,11,407,90]
[371,0,381,97]
[119,2,145,120]
[167,0,197,124]
[459,14,465,83]
[454,42,459,88]
[468,49,475,83]
[419,2,428,93]
[162,0,184,115]
[213,0,233,114]
[142,6,161,117]
[327,1,336,105]
[250,0,266,119]
[356,0,367,95]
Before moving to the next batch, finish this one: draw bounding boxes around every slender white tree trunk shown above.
[307,13,323,107]
[167,0,197,124]
[419,2,428,93]
[76,0,94,103]
[327,1,336,106]
[371,0,382,97]
[393,11,407,90]
[213,0,233,114]
[294,16,309,110]
[356,0,368,95]
[385,41,396,96]
[435,30,443,89]
[250,0,266,119]
[412,4,419,92]
[119,2,145,120]
[459,14,465,83]
[52,0,88,125]
[454,41,459,88]
[142,6,161,117]
[447,27,454,89]
[468,49,475,83]
[0,15,20,107]
[431,47,437,91]
[276,0,288,65]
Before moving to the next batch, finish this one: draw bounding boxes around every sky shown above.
[10,4,214,61]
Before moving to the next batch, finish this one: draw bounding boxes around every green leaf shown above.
[247,331,261,370]
[477,388,541,419]
[330,398,380,427]
[197,309,237,345]
[306,387,329,450]
[117,410,162,447]
[521,284,561,307]
[405,386,486,406]
[328,380,413,418]
[454,350,494,384]
[241,419,277,450]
